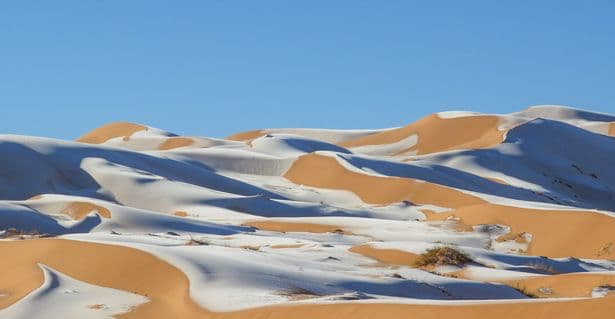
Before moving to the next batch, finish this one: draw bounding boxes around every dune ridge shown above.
[76,122,147,144]
[338,114,505,155]
[2,238,613,319]
[284,153,483,208]
[158,137,195,150]
[1,105,614,318]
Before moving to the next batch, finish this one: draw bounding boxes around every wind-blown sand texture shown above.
[1,105,615,318]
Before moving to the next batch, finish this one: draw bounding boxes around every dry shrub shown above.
[414,246,472,267]
[510,284,538,298]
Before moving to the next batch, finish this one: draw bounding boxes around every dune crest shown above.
[61,201,112,220]
[225,130,265,142]
[284,153,483,208]
[76,122,147,144]
[1,105,615,318]
[0,239,207,318]
[158,137,195,150]
[339,114,505,155]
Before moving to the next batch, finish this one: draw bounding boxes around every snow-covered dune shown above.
[1,105,614,318]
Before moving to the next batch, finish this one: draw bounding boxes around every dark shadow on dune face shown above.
[480,119,615,210]
[338,153,549,205]
[143,218,251,236]
[338,278,524,300]
[466,248,610,274]
[570,110,615,122]
[338,119,615,211]
[278,137,352,154]
[0,139,284,201]
[164,221,240,235]
[0,203,101,235]
[183,255,523,302]
[201,196,370,218]
[521,107,615,123]
[35,265,62,296]
[0,201,250,237]
[0,142,105,201]
[337,280,450,300]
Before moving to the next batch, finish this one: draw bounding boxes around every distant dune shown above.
[76,122,148,144]
[1,105,614,318]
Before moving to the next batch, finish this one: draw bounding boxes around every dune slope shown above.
[1,105,614,318]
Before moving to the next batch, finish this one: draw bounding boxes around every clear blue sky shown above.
[1,1,613,140]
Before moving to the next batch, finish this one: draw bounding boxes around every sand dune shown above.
[157,137,195,150]
[0,239,207,318]
[219,296,615,319]
[339,114,505,155]
[1,105,615,318]
[2,238,612,319]
[349,244,420,266]
[76,122,147,144]
[426,204,615,259]
[284,153,483,208]
[226,128,384,144]
[225,130,265,142]
[503,272,615,298]
[283,152,614,258]
[61,201,112,220]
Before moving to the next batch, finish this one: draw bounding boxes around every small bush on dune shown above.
[414,246,473,267]
[277,287,320,301]
[528,262,558,274]
[510,284,538,298]
[1,228,51,239]
[184,235,210,246]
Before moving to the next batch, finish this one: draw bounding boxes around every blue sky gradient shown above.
[1,1,613,139]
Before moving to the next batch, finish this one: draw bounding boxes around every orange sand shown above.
[284,154,615,259]
[0,238,206,318]
[225,130,265,142]
[217,295,615,319]
[76,122,147,144]
[174,211,189,217]
[427,204,615,259]
[339,114,505,155]
[504,272,615,298]
[284,153,483,208]
[158,137,195,150]
[349,244,419,267]
[61,201,111,220]
[1,239,614,319]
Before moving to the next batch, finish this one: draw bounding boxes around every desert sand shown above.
[158,137,195,150]
[338,114,505,155]
[76,122,147,144]
[1,105,614,318]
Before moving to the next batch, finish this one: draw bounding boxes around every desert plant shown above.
[528,262,558,274]
[414,246,473,267]
[276,287,320,301]
[510,284,538,298]
[1,228,50,239]
[185,235,210,246]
